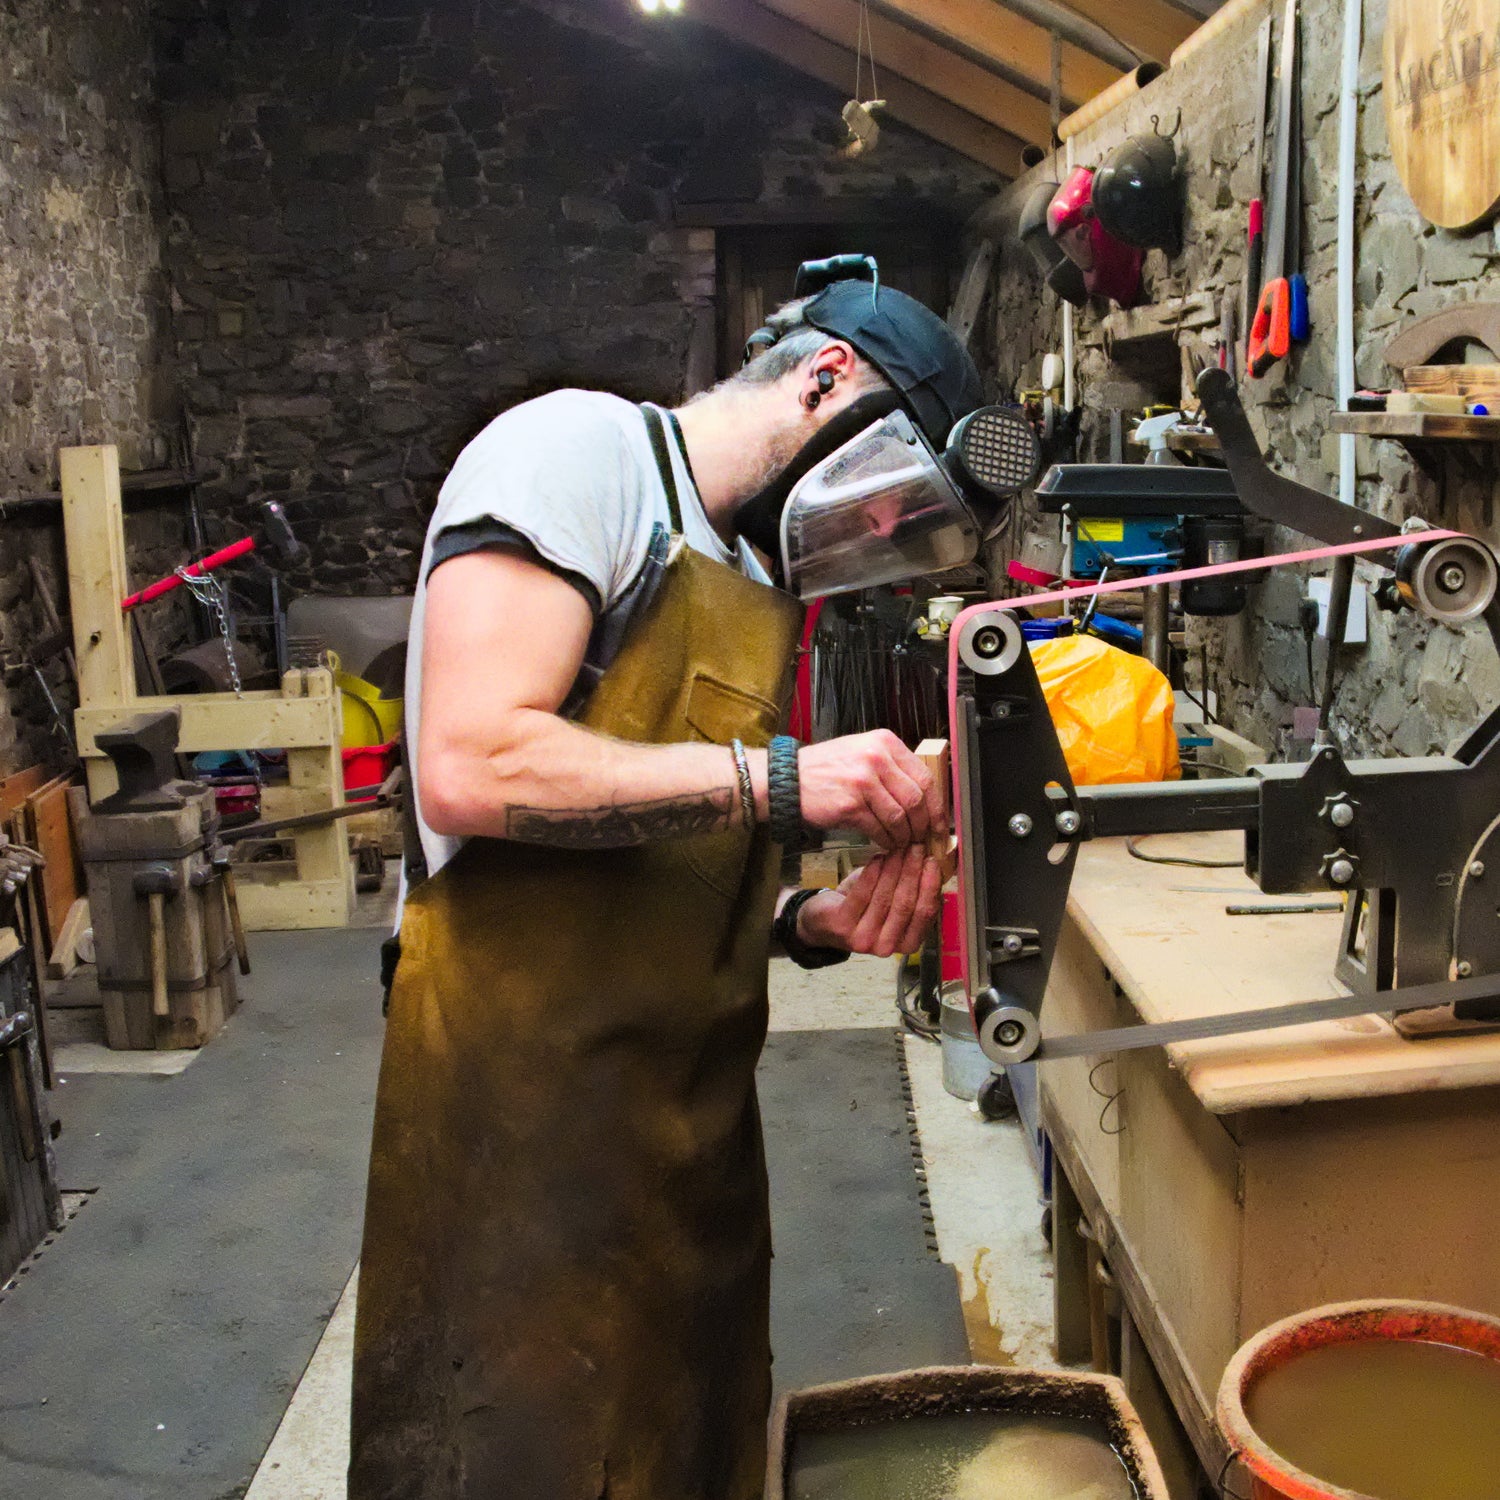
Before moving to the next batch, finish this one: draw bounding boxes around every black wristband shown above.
[774,888,851,970]
[767,734,802,847]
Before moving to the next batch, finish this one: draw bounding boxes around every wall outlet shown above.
[1306,577,1368,644]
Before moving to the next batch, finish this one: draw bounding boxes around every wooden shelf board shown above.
[1331,412,1500,442]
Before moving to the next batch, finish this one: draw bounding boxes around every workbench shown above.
[1041,833,1500,1495]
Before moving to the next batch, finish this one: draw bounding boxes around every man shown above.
[350,271,987,1500]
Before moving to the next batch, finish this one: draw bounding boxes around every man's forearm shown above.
[505,787,738,848]
[420,706,769,848]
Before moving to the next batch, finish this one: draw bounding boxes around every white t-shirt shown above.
[405,389,770,879]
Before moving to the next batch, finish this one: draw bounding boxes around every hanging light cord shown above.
[855,0,879,100]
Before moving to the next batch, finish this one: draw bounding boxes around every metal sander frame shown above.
[957,369,1500,1067]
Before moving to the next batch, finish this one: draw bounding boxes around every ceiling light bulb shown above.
[640,0,661,10]
[663,0,683,9]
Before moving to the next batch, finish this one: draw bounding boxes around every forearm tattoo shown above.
[504,787,736,848]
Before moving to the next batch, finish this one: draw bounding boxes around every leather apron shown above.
[350,420,804,1500]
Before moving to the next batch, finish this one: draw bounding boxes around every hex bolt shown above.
[1458,961,1474,978]
[1470,861,1486,879]
[1329,800,1355,829]
[995,1020,1024,1047]
[1438,563,1467,594]
[1328,857,1356,887]
[1008,813,1033,838]
[1055,810,1082,836]
[973,627,1003,657]
[1001,934,1023,955]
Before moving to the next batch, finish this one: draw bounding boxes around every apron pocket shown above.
[682,673,780,901]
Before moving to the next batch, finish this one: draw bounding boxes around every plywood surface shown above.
[0,766,49,820]
[1066,834,1500,1113]
[29,779,83,949]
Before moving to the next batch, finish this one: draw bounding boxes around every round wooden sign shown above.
[1385,0,1500,229]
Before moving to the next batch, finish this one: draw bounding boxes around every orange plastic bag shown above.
[1031,635,1180,785]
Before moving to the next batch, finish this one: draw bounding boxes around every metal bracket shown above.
[988,926,1041,963]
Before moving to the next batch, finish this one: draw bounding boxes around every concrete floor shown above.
[247,955,1056,1498]
[1,905,1054,1500]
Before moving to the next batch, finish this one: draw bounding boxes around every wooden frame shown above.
[60,446,353,931]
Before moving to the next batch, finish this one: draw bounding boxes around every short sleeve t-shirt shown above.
[405,389,770,879]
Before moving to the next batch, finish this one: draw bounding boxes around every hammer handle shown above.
[222,867,251,976]
[147,892,170,1019]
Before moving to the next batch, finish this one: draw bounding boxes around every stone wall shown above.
[0,0,186,771]
[979,0,1500,759]
[153,0,998,595]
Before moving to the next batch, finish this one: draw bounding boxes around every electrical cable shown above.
[895,960,939,1040]
[1125,834,1240,869]
[1089,1059,1123,1136]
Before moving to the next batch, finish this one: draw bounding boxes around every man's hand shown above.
[792,729,946,851]
[794,846,943,958]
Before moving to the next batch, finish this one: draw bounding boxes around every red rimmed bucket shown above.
[1217,1300,1500,1500]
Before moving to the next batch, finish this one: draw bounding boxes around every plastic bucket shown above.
[768,1366,1169,1500]
[338,671,403,749]
[939,984,990,1102]
[1217,1299,1500,1500]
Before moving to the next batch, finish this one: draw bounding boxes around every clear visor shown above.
[779,410,980,601]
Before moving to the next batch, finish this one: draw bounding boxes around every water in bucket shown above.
[1245,1337,1500,1500]
[789,1410,1135,1500]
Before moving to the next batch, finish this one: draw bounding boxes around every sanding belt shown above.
[944,527,1500,1061]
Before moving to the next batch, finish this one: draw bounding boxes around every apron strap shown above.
[640,404,685,535]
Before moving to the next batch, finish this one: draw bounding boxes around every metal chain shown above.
[174,565,243,697]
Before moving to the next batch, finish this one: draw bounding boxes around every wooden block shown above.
[234,875,353,931]
[45,898,90,980]
[915,738,957,880]
[1388,390,1468,415]
[800,850,844,890]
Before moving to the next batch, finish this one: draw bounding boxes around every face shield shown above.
[778,406,1040,601]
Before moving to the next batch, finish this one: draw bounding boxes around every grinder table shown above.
[1040,832,1500,1494]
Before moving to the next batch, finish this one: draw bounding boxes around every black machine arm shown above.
[954,375,1500,1067]
[1196,369,1402,547]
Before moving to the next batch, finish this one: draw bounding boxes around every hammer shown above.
[133,865,182,1019]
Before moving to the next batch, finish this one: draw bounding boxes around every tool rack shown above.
[61,446,353,931]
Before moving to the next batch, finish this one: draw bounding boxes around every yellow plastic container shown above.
[338,672,403,749]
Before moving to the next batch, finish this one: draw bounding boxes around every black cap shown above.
[802,280,984,448]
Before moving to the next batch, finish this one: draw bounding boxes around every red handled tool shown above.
[1242,15,1273,359]
[122,536,256,611]
[1248,0,1299,378]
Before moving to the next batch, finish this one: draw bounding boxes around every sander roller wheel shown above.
[957,609,1024,677]
[973,990,1041,1066]
[1396,536,1499,625]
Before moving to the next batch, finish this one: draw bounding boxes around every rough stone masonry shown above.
[152,0,998,595]
[980,0,1500,761]
[0,0,189,771]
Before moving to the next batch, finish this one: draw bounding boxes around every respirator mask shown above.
[775,402,1040,601]
[735,390,1042,602]
[734,258,1041,600]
